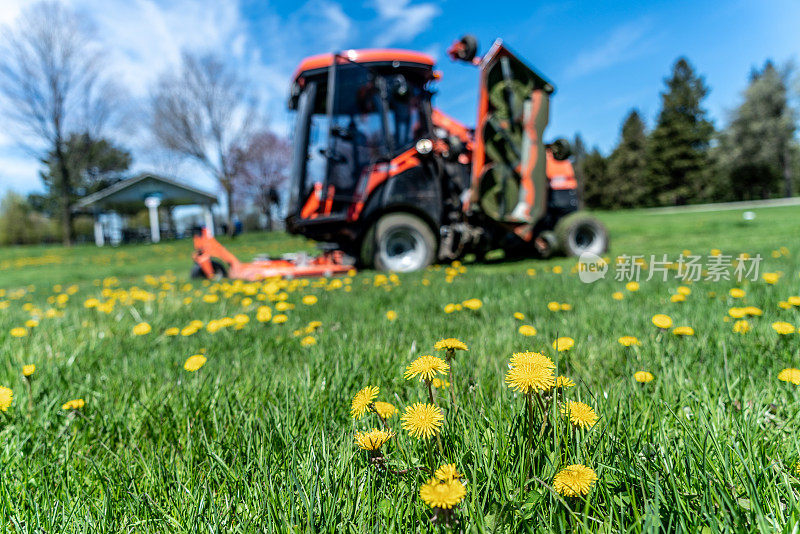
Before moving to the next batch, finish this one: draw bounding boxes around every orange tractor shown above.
[193,36,607,279]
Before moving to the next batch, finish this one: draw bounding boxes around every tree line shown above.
[575,58,797,210]
[0,1,289,246]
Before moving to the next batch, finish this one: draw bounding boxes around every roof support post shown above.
[203,205,215,237]
[144,195,161,243]
[93,214,105,247]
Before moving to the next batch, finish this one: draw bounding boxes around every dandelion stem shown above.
[446,349,458,409]
[524,392,535,483]
[426,379,436,405]
[370,403,391,431]
[24,378,32,412]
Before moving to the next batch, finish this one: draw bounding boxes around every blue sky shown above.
[0,0,798,196]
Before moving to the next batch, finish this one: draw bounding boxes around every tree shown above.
[0,192,57,245]
[716,61,796,200]
[0,1,119,245]
[647,58,715,206]
[32,133,131,215]
[579,148,609,210]
[231,131,291,231]
[571,134,587,209]
[151,52,258,235]
[606,110,650,208]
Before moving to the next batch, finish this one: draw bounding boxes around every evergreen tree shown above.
[33,133,131,217]
[647,58,715,205]
[716,61,796,200]
[579,148,609,209]
[571,134,587,208]
[606,110,650,208]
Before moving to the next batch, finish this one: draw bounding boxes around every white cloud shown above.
[371,0,440,48]
[563,19,659,81]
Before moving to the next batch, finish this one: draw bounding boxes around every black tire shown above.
[372,213,437,272]
[191,259,228,279]
[554,213,609,257]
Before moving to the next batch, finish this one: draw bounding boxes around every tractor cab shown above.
[286,50,437,242]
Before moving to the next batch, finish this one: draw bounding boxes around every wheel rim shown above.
[379,226,427,272]
[570,223,599,254]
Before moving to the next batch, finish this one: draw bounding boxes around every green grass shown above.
[1,206,800,532]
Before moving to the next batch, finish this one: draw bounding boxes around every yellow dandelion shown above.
[552,265,563,274]
[434,338,468,352]
[744,306,762,316]
[772,321,795,335]
[779,301,792,310]
[552,337,574,352]
[386,310,398,321]
[165,327,179,336]
[652,314,673,329]
[547,301,560,312]
[401,403,444,439]
[677,286,691,295]
[25,319,38,328]
[404,355,449,382]
[509,351,555,369]
[789,296,800,306]
[672,326,694,336]
[728,307,746,318]
[350,385,379,420]
[302,295,318,305]
[732,320,750,334]
[513,312,525,320]
[434,463,463,481]
[443,303,456,313]
[626,281,639,292]
[10,327,28,338]
[183,354,207,372]
[562,401,599,429]
[729,288,745,298]
[762,272,780,284]
[612,291,624,301]
[300,336,316,347]
[0,387,12,411]
[419,477,466,509]
[373,401,397,419]
[22,364,35,377]
[354,428,394,451]
[272,314,288,324]
[431,377,450,388]
[617,336,640,347]
[61,398,85,410]
[132,322,151,336]
[462,298,482,310]
[553,464,598,497]
[555,376,575,389]
[670,294,685,303]
[560,303,572,311]
[778,368,800,385]
[634,371,654,383]
[518,324,537,336]
[505,362,555,393]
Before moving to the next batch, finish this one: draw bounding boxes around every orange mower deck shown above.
[192,228,354,280]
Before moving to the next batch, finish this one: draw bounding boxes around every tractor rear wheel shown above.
[191,259,228,280]
[373,213,437,272]
[554,213,608,257]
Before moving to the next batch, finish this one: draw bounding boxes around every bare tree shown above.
[151,52,257,235]
[231,131,291,230]
[0,1,118,245]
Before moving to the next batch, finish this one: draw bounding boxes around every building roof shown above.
[74,173,218,213]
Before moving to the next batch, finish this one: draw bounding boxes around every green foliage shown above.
[647,57,716,205]
[0,192,59,245]
[580,148,610,209]
[715,61,796,200]
[36,133,132,216]
[606,110,651,208]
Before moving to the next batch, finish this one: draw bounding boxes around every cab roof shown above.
[292,49,436,82]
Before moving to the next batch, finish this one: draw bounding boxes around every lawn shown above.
[2,205,800,532]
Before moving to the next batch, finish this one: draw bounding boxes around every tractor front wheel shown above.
[372,213,437,272]
[554,213,609,257]
[191,259,228,280]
